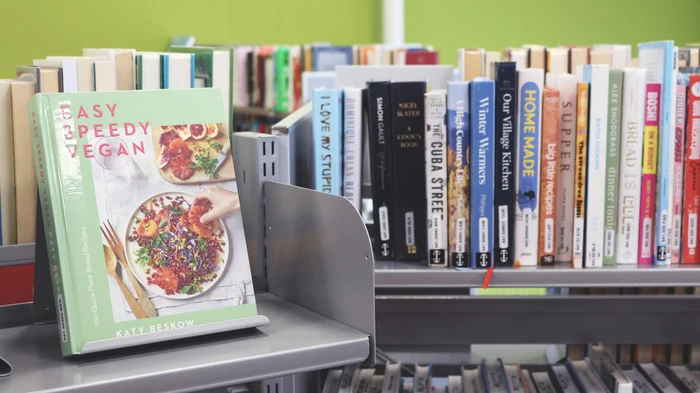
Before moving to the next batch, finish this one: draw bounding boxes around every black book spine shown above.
[246,51,254,106]
[494,62,517,267]
[366,82,396,260]
[390,81,428,260]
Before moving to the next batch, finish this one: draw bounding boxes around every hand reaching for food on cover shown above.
[193,185,241,223]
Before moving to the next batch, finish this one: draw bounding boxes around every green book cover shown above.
[275,46,290,113]
[603,70,623,265]
[29,88,259,356]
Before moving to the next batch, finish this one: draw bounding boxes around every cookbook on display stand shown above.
[28,88,268,356]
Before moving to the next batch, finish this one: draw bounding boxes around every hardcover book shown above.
[514,68,544,266]
[312,88,343,195]
[447,81,470,267]
[425,90,448,267]
[538,87,560,265]
[548,74,578,265]
[343,87,363,211]
[275,46,290,113]
[549,364,582,393]
[531,372,557,393]
[615,68,647,265]
[28,88,262,356]
[639,83,661,265]
[602,70,623,265]
[501,362,525,393]
[367,82,396,260]
[638,41,678,265]
[494,63,517,267]
[582,65,610,268]
[470,79,495,268]
[390,81,428,260]
[463,367,485,393]
[313,46,354,72]
[0,81,15,245]
[481,360,509,393]
[671,84,687,263]
[683,74,700,263]
[572,82,590,268]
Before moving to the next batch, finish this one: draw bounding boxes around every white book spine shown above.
[343,88,363,211]
[616,68,647,264]
[383,363,402,393]
[449,376,464,393]
[552,74,578,264]
[425,91,448,267]
[514,68,545,266]
[413,364,432,392]
[457,49,466,81]
[584,65,610,267]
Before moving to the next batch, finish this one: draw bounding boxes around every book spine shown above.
[603,70,623,265]
[654,46,679,265]
[276,47,290,113]
[343,88,363,211]
[683,75,700,263]
[312,89,343,195]
[615,68,646,265]
[572,82,590,268]
[554,75,578,265]
[515,68,545,266]
[538,87,560,265]
[29,96,76,356]
[425,92,448,267]
[639,83,662,265]
[391,82,428,260]
[470,80,495,268]
[494,63,517,267]
[671,84,687,263]
[584,66,610,268]
[447,82,470,267]
[366,82,396,260]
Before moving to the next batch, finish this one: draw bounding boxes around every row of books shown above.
[310,40,700,268]
[322,344,700,393]
[228,43,438,114]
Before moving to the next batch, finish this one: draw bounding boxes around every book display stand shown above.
[0,132,376,391]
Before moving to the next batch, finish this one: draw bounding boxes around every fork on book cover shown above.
[101,220,158,318]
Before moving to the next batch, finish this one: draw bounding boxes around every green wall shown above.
[2,0,699,77]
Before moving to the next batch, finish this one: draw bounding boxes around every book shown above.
[356,369,376,393]
[550,364,582,393]
[547,74,578,265]
[11,81,37,244]
[568,360,609,393]
[538,87,560,265]
[323,370,343,393]
[638,363,681,393]
[449,376,464,393]
[572,82,590,268]
[521,369,539,393]
[275,46,290,113]
[547,48,570,74]
[29,88,259,355]
[683,74,700,263]
[425,90,448,267]
[504,48,528,71]
[372,376,385,393]
[391,82,428,260]
[290,45,302,111]
[524,45,546,69]
[470,79,495,268]
[481,360,509,393]
[582,65,611,268]
[622,368,656,393]
[0,81,15,245]
[587,344,633,393]
[463,367,485,393]
[459,49,486,81]
[531,372,557,393]
[383,362,402,393]
[639,83,662,265]
[494,63,517,267]
[485,52,502,80]
[135,52,162,90]
[570,47,590,74]
[591,49,613,66]
[639,41,678,265]
[46,56,95,92]
[616,68,647,265]
[313,46,354,71]
[447,81,471,267]
[501,361,525,393]
[32,58,77,93]
[161,52,194,89]
[406,51,439,65]
[514,68,545,266]
[603,70,623,265]
[671,84,687,263]
[233,46,252,107]
[414,364,433,392]
[83,48,135,90]
[339,364,360,393]
[312,88,343,195]
[367,82,396,259]
[343,87,363,211]
[94,60,117,92]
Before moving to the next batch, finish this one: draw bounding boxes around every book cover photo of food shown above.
[29,88,268,356]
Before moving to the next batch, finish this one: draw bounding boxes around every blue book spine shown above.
[161,54,169,89]
[470,79,496,268]
[189,54,195,88]
[312,88,344,195]
[447,81,470,268]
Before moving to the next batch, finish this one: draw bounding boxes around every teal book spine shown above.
[312,88,344,195]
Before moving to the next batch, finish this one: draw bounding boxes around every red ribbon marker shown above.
[482,267,495,289]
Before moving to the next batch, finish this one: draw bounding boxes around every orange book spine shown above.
[538,87,561,265]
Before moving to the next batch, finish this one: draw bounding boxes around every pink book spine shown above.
[671,85,687,263]
[638,83,661,265]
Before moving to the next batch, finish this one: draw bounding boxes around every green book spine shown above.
[603,70,623,265]
[275,46,290,113]
[29,95,80,355]
[136,54,143,90]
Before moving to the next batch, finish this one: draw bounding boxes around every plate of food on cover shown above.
[125,192,230,299]
[152,123,235,184]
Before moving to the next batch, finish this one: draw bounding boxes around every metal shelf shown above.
[0,243,34,268]
[0,293,369,393]
[375,261,700,289]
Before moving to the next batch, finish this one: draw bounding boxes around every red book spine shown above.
[682,75,700,263]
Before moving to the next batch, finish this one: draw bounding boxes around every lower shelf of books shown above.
[0,293,370,393]
[374,261,700,289]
